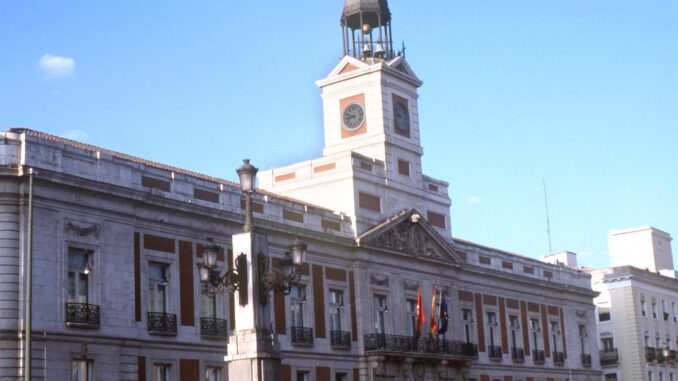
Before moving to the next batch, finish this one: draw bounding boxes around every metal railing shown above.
[581,353,592,367]
[65,302,100,326]
[553,351,565,365]
[488,345,502,360]
[291,326,314,346]
[363,334,478,358]
[330,331,351,349]
[147,312,177,334]
[645,346,657,362]
[511,347,524,362]
[200,317,228,338]
[532,349,545,363]
[599,348,618,365]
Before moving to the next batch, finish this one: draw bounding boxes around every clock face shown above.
[394,102,410,133]
[342,103,365,131]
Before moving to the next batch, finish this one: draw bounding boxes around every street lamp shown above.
[258,237,307,303]
[236,159,258,232]
[197,238,248,305]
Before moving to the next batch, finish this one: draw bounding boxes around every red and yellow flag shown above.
[415,287,425,337]
[429,287,439,335]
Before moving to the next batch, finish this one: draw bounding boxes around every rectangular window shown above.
[641,295,647,317]
[406,299,417,336]
[601,337,614,351]
[397,159,410,176]
[358,192,381,212]
[205,367,221,381]
[329,289,344,331]
[374,295,387,334]
[153,364,170,381]
[148,262,169,313]
[551,321,561,353]
[290,285,306,328]
[653,300,658,319]
[530,318,541,350]
[598,306,611,322]
[604,374,618,381]
[673,302,677,323]
[486,312,498,347]
[296,371,309,381]
[68,248,92,304]
[202,293,217,319]
[336,373,348,381]
[426,211,446,229]
[509,315,521,350]
[663,300,669,320]
[462,308,474,343]
[71,359,92,381]
[579,324,587,353]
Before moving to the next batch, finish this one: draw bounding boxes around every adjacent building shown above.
[0,1,602,380]
[590,227,676,381]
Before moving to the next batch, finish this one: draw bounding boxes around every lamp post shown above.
[196,159,307,381]
[236,159,258,233]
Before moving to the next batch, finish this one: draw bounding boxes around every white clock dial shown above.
[342,103,365,131]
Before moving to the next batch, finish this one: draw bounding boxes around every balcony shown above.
[581,353,592,367]
[511,347,525,363]
[553,351,564,366]
[200,317,228,339]
[599,349,618,366]
[291,326,314,346]
[363,334,478,360]
[645,347,657,362]
[532,349,545,364]
[65,303,100,327]
[147,312,177,335]
[330,331,351,349]
[488,345,503,361]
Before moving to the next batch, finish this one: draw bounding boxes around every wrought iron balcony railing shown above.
[645,346,657,362]
[200,317,228,338]
[65,302,100,327]
[488,345,502,360]
[532,349,545,364]
[599,348,618,365]
[363,334,478,358]
[553,351,565,366]
[147,312,177,334]
[291,326,314,346]
[511,347,524,362]
[581,353,592,367]
[330,330,351,349]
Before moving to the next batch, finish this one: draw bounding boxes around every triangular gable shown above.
[324,55,369,79]
[386,56,420,81]
[357,208,461,264]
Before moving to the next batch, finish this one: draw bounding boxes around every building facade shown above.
[1,1,602,381]
[590,227,677,381]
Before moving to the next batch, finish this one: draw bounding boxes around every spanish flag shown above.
[415,287,425,337]
[429,287,438,335]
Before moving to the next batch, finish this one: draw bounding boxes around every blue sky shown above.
[2,1,676,268]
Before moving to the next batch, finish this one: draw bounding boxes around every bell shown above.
[374,43,385,58]
[362,42,372,58]
[362,23,372,34]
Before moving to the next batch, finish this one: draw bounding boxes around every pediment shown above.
[385,56,420,82]
[324,55,370,79]
[357,209,461,264]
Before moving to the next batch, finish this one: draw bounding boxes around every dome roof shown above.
[342,0,391,29]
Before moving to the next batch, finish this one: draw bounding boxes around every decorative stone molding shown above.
[370,274,389,287]
[66,221,99,237]
[403,279,419,291]
[371,218,444,260]
[576,309,586,318]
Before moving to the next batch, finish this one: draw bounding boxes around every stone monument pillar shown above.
[225,232,281,381]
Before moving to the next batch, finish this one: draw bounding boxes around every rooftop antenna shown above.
[543,178,553,254]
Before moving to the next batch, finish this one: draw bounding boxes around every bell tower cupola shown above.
[341,0,394,59]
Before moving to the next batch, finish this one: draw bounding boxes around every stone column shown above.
[225,232,281,381]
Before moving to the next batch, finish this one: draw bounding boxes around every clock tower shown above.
[259,0,452,238]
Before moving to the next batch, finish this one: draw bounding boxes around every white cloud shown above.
[61,129,88,141]
[466,195,481,204]
[39,54,75,79]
